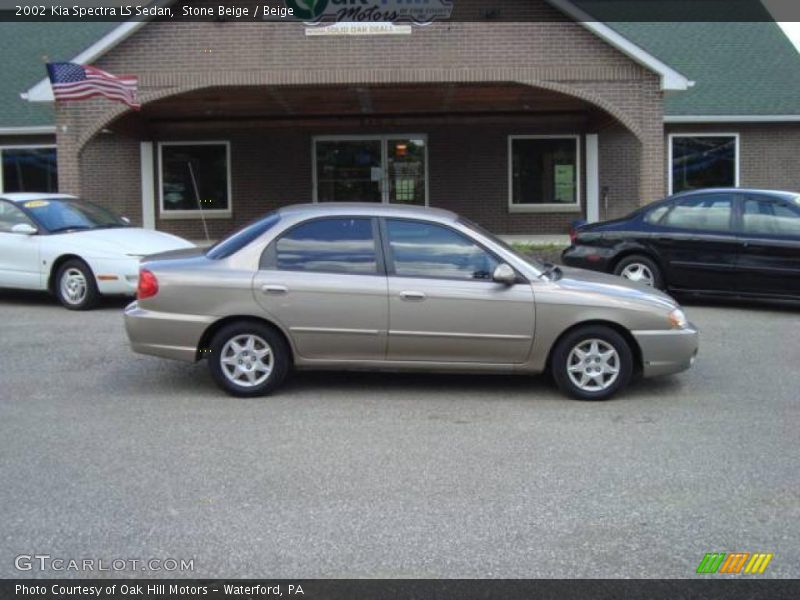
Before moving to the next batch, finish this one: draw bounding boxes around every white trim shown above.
[508,134,582,214]
[544,0,693,91]
[139,142,155,229]
[312,134,429,206]
[667,132,740,196]
[665,115,800,124]
[585,133,599,223]
[0,144,58,194]
[157,141,233,219]
[0,126,56,135]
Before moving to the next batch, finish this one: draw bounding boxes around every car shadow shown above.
[0,288,130,310]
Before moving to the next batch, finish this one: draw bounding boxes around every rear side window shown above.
[275,218,378,274]
[206,213,280,260]
[662,194,734,233]
[644,204,670,225]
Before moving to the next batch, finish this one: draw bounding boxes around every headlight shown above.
[668,308,688,329]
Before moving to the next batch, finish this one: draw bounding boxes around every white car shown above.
[0,193,195,309]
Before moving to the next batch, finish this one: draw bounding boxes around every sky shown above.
[777,22,800,53]
[761,0,800,53]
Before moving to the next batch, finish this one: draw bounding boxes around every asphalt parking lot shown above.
[1,290,798,579]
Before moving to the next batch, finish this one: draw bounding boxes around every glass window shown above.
[387,138,426,205]
[160,143,230,213]
[0,201,35,233]
[386,219,500,281]
[663,194,733,232]
[315,140,382,203]
[644,204,670,225]
[510,137,579,206]
[207,213,280,260]
[742,197,800,236]
[2,147,57,193]
[671,136,737,193]
[276,218,377,274]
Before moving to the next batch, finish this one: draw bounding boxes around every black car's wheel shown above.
[55,259,99,310]
[208,321,290,397]
[551,325,634,401]
[614,254,663,289]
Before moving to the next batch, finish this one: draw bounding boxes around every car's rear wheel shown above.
[55,259,99,310]
[614,254,663,289]
[208,321,290,397]
[551,325,634,401]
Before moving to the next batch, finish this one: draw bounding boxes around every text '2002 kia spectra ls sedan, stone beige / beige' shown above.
[124,204,699,401]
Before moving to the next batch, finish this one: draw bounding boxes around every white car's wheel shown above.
[55,259,99,310]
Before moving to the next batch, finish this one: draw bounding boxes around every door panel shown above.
[0,201,42,289]
[654,193,739,291]
[736,196,800,296]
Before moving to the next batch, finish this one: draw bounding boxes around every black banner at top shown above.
[0,0,796,23]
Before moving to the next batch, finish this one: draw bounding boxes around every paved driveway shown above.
[0,290,798,578]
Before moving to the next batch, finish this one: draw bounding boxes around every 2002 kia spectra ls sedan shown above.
[124,204,699,401]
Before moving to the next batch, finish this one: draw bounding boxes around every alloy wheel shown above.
[220,334,274,388]
[60,268,88,305]
[566,338,621,392]
[620,262,655,286]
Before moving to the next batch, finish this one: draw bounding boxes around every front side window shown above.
[275,218,377,274]
[0,201,35,232]
[160,143,230,215]
[386,219,500,281]
[1,147,57,193]
[671,135,737,194]
[742,197,800,237]
[662,194,734,233]
[510,136,579,208]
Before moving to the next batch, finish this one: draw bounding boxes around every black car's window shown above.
[207,213,280,260]
[386,219,499,281]
[275,218,377,274]
[0,201,35,232]
[662,194,734,233]
[742,197,800,237]
[644,204,670,225]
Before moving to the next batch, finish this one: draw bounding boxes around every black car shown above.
[562,188,800,300]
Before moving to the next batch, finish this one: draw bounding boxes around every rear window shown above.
[206,213,280,260]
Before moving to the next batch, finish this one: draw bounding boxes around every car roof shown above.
[277,202,459,222]
[1,193,77,203]
[671,188,799,201]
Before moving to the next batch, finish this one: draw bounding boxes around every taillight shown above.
[137,268,158,300]
[569,228,578,244]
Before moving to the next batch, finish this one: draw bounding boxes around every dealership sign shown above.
[285,0,454,24]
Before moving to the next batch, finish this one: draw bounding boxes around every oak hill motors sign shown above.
[285,0,454,23]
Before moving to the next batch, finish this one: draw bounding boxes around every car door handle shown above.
[400,291,426,301]
[261,284,288,295]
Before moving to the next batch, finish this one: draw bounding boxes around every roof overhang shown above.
[22,0,692,103]
[665,114,800,123]
[0,125,57,135]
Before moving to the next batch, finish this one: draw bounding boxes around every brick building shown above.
[1,0,799,239]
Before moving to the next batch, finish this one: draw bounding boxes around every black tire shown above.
[613,254,664,289]
[208,321,290,398]
[55,258,99,310]
[551,325,634,401]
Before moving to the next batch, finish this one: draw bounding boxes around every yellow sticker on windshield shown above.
[23,200,49,208]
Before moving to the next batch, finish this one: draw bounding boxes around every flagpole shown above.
[187,161,211,244]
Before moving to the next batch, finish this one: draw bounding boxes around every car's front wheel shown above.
[55,259,99,310]
[551,325,634,401]
[613,254,663,289]
[208,321,290,397]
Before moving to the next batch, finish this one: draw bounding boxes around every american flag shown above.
[46,62,140,109]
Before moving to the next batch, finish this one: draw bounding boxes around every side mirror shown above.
[11,223,38,235]
[121,216,131,225]
[492,263,517,286]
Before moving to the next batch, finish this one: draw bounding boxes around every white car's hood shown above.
[51,227,195,257]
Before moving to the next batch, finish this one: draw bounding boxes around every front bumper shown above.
[124,301,214,362]
[632,324,699,377]
[90,257,139,295]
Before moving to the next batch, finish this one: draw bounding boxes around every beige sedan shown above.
[124,204,698,401]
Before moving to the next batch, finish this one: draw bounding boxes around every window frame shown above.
[668,132,740,195]
[157,141,232,220]
[507,134,582,214]
[261,215,385,277]
[311,134,429,206]
[380,216,519,284]
[0,144,58,194]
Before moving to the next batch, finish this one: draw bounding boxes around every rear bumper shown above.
[124,301,214,362]
[561,245,614,272]
[632,325,699,377]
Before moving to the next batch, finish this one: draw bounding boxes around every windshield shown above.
[21,198,127,232]
[206,212,281,260]
[457,217,546,272]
